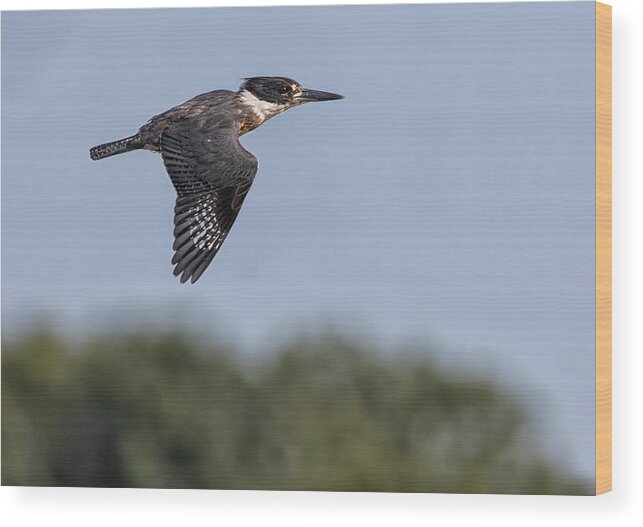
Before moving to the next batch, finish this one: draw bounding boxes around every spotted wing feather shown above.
[160,116,258,283]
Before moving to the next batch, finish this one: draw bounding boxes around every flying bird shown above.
[90,76,343,283]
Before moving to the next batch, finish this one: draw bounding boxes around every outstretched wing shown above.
[160,115,258,283]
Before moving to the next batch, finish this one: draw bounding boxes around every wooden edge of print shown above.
[595,1,612,496]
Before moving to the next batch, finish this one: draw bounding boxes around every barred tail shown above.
[90,135,141,160]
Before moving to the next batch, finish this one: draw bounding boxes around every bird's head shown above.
[238,76,343,118]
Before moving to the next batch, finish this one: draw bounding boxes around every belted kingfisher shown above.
[90,76,343,283]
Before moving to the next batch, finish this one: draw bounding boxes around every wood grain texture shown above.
[595,1,612,496]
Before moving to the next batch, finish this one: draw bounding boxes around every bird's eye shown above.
[279,85,289,95]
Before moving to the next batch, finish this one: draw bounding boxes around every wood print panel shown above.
[595,1,612,496]
[1,2,607,494]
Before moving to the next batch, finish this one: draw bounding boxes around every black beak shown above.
[297,88,344,102]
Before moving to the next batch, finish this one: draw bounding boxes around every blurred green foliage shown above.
[2,329,592,494]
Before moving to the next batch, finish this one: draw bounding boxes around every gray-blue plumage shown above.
[90,77,342,283]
